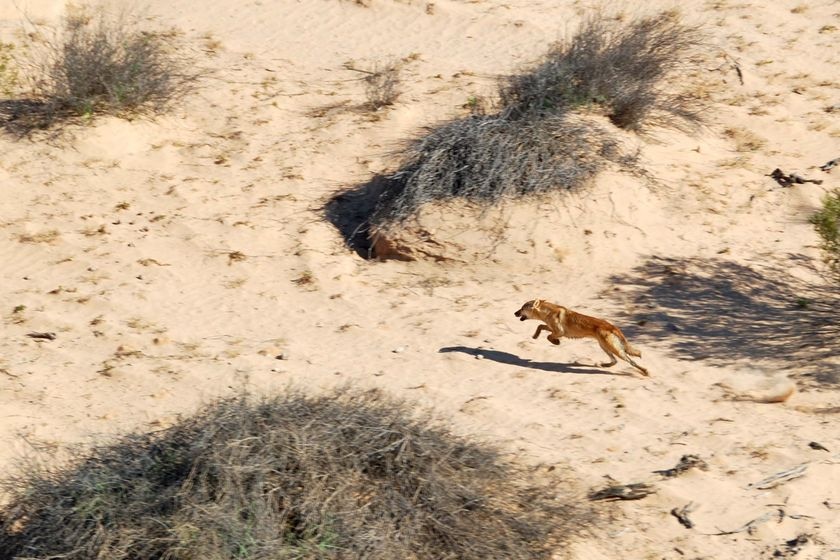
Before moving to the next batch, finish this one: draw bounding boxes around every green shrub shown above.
[811,188,840,277]
[0,43,18,96]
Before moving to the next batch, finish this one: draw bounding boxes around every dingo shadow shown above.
[608,256,839,388]
[438,346,634,376]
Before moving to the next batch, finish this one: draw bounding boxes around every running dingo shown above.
[514,299,649,376]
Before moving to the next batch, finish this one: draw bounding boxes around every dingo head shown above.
[514,299,542,321]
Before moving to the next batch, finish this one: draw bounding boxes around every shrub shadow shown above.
[324,174,392,258]
[608,257,839,388]
[439,345,632,376]
[0,99,58,137]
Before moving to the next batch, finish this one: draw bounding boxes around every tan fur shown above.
[514,299,649,376]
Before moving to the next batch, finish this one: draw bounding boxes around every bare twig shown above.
[653,454,708,478]
[26,331,56,340]
[748,464,808,490]
[671,502,697,529]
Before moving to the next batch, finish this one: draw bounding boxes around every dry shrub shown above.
[370,112,634,230]
[499,11,706,133]
[363,60,401,110]
[0,389,590,559]
[2,2,195,134]
[328,10,707,248]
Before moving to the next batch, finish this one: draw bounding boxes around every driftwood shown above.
[671,502,697,529]
[710,509,784,536]
[748,463,808,490]
[653,454,708,478]
[588,482,656,501]
[26,331,56,340]
[769,168,823,187]
[819,157,840,172]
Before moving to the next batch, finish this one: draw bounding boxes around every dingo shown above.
[514,299,649,376]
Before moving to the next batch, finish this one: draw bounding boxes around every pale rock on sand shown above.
[717,371,797,403]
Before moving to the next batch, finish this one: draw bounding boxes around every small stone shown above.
[393,346,406,354]
[475,354,484,360]
[275,352,288,360]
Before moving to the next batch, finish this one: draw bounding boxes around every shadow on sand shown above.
[324,174,394,259]
[607,256,839,388]
[0,99,59,137]
[439,345,633,376]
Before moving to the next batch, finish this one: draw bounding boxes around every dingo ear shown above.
[533,299,541,309]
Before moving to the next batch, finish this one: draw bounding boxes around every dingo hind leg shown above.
[621,352,649,376]
[595,333,619,368]
[599,332,649,376]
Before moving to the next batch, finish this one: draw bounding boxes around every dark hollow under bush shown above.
[0,389,591,559]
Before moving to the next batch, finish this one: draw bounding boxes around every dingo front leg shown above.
[533,324,551,339]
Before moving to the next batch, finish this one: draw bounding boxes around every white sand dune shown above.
[1,0,838,557]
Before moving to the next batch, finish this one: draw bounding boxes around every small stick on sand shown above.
[710,509,784,536]
[26,331,56,340]
[819,157,840,172]
[588,482,656,501]
[653,454,708,478]
[715,379,796,404]
[671,502,697,529]
[769,168,824,187]
[748,463,808,490]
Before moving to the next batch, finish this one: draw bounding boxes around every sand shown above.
[1,0,838,557]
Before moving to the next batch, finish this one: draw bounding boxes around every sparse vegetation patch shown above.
[362,59,401,110]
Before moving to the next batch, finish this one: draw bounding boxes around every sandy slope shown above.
[1,0,839,558]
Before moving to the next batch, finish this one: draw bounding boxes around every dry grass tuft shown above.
[0,389,591,560]
[499,10,707,133]
[362,59,401,110]
[1,2,197,135]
